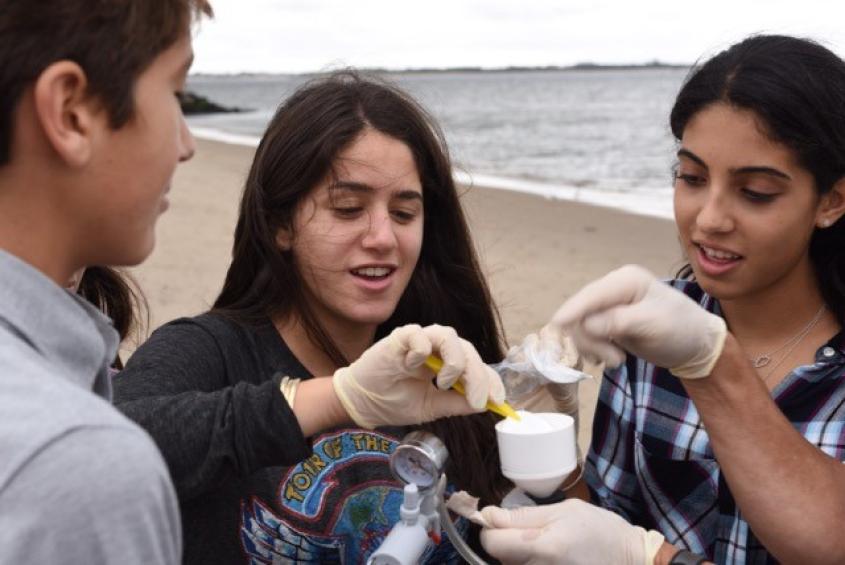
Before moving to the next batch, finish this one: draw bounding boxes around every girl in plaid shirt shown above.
[481,35,845,565]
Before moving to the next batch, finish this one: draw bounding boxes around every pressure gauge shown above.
[389,431,449,491]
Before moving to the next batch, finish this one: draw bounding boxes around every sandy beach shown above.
[129,137,684,447]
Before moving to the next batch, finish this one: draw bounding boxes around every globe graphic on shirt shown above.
[239,429,466,564]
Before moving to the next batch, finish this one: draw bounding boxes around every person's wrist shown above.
[669,315,727,379]
[292,376,357,437]
[329,381,353,425]
[653,541,680,565]
[328,370,357,426]
[709,331,740,379]
[666,548,709,565]
[279,376,301,408]
[642,529,667,565]
[680,332,744,396]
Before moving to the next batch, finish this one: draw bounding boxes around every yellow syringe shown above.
[424,355,521,421]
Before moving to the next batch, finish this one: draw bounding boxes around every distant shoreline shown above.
[190,61,690,78]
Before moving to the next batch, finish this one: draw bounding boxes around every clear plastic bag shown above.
[494,328,591,402]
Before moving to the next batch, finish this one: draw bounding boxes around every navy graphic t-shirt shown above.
[240,428,466,563]
[115,314,468,564]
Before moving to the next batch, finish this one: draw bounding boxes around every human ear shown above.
[275,227,293,251]
[816,178,845,229]
[32,61,101,167]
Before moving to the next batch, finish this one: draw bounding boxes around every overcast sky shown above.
[191,1,845,74]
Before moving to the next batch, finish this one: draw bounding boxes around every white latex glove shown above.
[480,499,665,565]
[551,265,727,379]
[332,324,505,429]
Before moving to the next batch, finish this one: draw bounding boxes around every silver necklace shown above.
[748,305,826,368]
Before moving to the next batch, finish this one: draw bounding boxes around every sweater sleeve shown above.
[113,317,312,501]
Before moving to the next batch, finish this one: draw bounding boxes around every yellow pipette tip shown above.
[425,355,521,421]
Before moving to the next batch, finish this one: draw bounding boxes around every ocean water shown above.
[186,68,690,219]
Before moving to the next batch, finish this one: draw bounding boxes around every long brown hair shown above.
[214,71,510,504]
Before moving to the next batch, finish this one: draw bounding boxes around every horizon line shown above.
[189,60,691,77]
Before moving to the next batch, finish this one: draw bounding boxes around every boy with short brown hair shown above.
[0,1,211,562]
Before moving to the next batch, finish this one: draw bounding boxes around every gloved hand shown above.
[551,265,727,379]
[332,324,505,429]
[480,499,665,565]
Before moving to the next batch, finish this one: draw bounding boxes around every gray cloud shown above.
[191,0,845,73]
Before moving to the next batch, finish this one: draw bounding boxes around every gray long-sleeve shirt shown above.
[0,250,181,564]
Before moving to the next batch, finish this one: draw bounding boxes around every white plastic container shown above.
[495,411,577,498]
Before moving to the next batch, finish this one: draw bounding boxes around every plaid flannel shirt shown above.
[585,279,845,564]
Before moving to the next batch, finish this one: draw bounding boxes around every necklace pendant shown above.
[752,356,771,368]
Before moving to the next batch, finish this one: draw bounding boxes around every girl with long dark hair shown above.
[481,35,845,564]
[114,71,511,564]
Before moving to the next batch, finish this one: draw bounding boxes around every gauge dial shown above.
[389,431,448,490]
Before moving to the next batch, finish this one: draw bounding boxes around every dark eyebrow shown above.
[331,181,423,201]
[395,190,423,202]
[731,165,791,181]
[677,148,707,168]
[331,181,371,193]
[677,148,792,180]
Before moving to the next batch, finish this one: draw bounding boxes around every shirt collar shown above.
[0,250,118,397]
